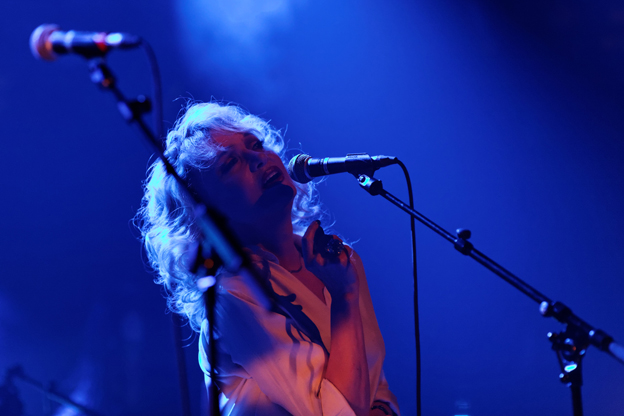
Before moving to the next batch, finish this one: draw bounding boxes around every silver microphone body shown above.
[30,24,141,61]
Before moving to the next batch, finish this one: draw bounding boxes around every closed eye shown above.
[252,139,264,150]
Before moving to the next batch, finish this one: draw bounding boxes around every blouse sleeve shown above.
[350,250,401,416]
[373,370,401,416]
[204,270,357,416]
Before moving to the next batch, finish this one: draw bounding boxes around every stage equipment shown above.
[345,166,624,416]
[29,23,284,416]
[288,153,397,183]
[30,24,141,61]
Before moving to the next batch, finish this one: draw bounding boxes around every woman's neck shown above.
[257,221,301,271]
[235,215,301,271]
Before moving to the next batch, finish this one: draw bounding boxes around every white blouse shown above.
[199,243,400,416]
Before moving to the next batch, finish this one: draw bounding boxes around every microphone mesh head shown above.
[30,24,59,61]
[287,154,312,184]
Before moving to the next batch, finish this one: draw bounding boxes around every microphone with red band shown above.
[287,153,398,184]
[30,24,141,61]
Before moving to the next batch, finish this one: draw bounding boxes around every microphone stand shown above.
[355,173,624,416]
[83,54,278,416]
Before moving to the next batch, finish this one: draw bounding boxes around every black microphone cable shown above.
[138,40,164,144]
[396,159,421,416]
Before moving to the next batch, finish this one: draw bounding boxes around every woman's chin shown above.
[260,183,295,205]
[253,184,296,219]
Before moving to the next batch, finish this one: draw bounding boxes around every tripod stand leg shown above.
[570,383,583,416]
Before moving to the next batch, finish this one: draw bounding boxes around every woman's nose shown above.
[246,150,266,172]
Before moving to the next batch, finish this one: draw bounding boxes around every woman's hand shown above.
[303,221,371,416]
[301,221,359,300]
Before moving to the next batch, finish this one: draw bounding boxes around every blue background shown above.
[1,0,624,415]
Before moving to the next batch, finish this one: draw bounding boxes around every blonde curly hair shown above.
[136,102,322,331]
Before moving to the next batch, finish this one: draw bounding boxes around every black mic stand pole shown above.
[83,54,278,416]
[355,173,624,416]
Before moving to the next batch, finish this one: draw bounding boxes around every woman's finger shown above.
[301,220,320,264]
[338,243,351,268]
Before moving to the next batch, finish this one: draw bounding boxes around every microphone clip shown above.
[344,153,378,177]
[357,174,384,196]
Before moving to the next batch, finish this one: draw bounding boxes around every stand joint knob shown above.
[456,228,471,239]
[539,301,572,323]
[454,228,474,255]
[357,174,383,196]
[117,95,151,122]
[588,329,613,352]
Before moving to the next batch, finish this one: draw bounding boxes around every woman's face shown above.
[192,130,297,232]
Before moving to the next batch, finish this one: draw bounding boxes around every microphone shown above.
[288,153,398,184]
[30,24,141,61]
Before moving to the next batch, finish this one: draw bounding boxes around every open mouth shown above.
[262,166,284,189]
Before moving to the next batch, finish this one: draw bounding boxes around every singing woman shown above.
[138,102,399,416]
